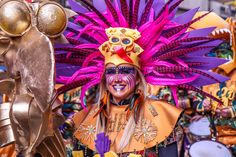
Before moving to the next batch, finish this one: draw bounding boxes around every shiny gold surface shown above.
[0,103,15,147]
[0,143,16,157]
[0,79,15,95]
[0,1,68,155]
[16,27,55,112]
[37,130,66,157]
[37,2,67,37]
[0,0,31,36]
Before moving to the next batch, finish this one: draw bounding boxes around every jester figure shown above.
[55,0,230,156]
[0,0,75,156]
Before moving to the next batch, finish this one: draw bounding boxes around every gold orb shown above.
[37,2,67,37]
[0,0,31,36]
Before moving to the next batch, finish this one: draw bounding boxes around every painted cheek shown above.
[122,74,136,89]
[105,74,116,86]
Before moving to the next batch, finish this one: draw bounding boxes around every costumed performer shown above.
[55,0,229,156]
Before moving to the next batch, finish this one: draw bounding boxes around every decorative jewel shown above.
[134,119,157,144]
[77,124,96,141]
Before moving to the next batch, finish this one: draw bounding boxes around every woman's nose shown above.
[115,74,122,83]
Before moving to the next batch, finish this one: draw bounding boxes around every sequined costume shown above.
[55,0,228,156]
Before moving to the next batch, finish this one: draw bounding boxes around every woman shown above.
[72,62,182,156]
[55,0,228,156]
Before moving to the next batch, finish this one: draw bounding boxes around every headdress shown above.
[55,0,228,108]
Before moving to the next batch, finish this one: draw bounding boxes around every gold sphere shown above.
[0,0,31,36]
[37,3,67,37]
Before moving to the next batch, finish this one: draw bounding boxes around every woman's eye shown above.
[105,69,116,74]
[119,68,135,74]
[122,69,130,74]
[111,37,119,43]
[122,38,131,45]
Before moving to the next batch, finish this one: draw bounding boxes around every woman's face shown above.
[105,64,139,102]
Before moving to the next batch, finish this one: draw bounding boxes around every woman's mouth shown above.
[113,84,126,92]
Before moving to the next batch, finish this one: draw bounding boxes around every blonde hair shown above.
[95,66,147,152]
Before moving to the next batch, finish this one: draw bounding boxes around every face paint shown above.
[105,65,138,103]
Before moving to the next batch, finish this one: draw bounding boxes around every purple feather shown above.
[93,0,107,12]
[169,0,184,14]
[156,46,214,60]
[76,12,100,26]
[188,40,222,56]
[132,0,140,28]
[120,0,129,21]
[183,56,228,70]
[67,0,88,13]
[188,27,216,37]
[156,66,221,83]
[56,77,91,96]
[152,0,165,17]
[67,22,82,32]
[163,11,212,38]
[188,70,228,87]
[105,0,119,22]
[137,0,146,23]
[173,7,200,25]
[56,58,84,65]
[80,0,111,27]
[140,0,154,26]
[129,0,134,27]
[156,0,174,19]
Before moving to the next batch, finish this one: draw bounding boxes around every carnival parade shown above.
[0,0,236,156]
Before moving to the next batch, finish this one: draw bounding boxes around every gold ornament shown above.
[0,0,31,36]
[78,124,96,141]
[134,119,158,144]
[37,2,67,37]
[0,0,67,38]
[99,27,143,67]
